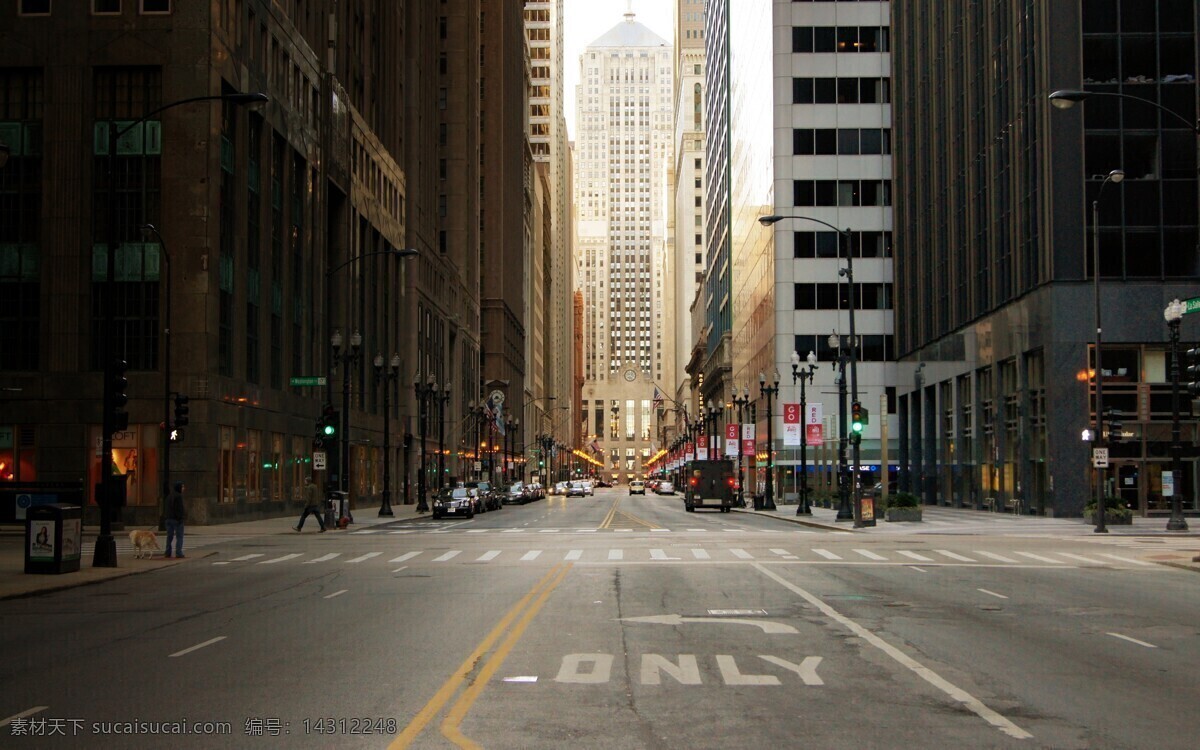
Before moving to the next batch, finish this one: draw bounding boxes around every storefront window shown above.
[290,435,308,501]
[86,425,157,506]
[219,426,234,503]
[246,429,261,502]
[0,426,37,482]
[266,432,283,501]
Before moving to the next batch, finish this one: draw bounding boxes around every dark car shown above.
[432,487,474,519]
[502,482,528,505]
[466,480,503,511]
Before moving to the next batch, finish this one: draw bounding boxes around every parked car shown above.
[551,481,570,496]
[655,481,676,495]
[595,479,613,488]
[465,480,502,511]
[529,482,545,500]
[432,487,474,519]
[629,480,646,495]
[502,482,528,505]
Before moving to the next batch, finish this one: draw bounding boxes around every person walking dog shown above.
[165,481,186,558]
[295,476,327,532]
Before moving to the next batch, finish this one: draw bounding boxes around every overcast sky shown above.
[563,0,675,140]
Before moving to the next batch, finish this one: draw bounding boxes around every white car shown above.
[552,481,569,496]
[629,480,646,495]
[580,480,594,496]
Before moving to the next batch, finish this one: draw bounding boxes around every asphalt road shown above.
[2,486,1197,749]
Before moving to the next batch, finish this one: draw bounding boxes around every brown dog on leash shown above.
[129,530,161,559]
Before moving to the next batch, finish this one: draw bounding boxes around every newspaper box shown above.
[26,503,83,574]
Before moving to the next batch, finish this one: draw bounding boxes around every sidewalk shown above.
[0,502,431,601]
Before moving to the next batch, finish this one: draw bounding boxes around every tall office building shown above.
[574,9,673,480]
[893,1,1199,519]
[705,1,896,498]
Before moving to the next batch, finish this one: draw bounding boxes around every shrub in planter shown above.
[1085,495,1133,525]
[887,492,921,509]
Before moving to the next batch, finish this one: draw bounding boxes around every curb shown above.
[0,550,217,602]
[731,508,856,533]
[1155,560,1200,573]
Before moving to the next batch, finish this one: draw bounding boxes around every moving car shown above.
[501,482,528,505]
[655,481,676,496]
[629,480,646,495]
[580,480,594,496]
[551,481,569,496]
[432,487,474,519]
[566,481,587,497]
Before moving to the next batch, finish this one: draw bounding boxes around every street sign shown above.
[1092,447,1109,468]
[1184,296,1200,314]
[313,451,327,470]
[290,376,327,387]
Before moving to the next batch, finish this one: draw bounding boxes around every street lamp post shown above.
[791,350,819,516]
[412,375,436,513]
[830,332,853,521]
[1164,300,1190,531]
[373,353,401,517]
[437,381,451,489]
[758,371,780,511]
[331,329,362,512]
[732,386,750,507]
[138,224,172,531]
[93,91,267,568]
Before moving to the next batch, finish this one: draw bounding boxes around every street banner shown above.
[806,403,823,427]
[686,442,695,462]
[725,423,739,457]
[806,423,824,447]
[783,403,801,446]
[697,435,708,461]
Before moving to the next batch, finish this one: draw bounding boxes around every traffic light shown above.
[173,394,190,428]
[1106,408,1124,443]
[108,358,129,434]
[321,404,338,437]
[851,401,868,434]
[1186,347,1200,396]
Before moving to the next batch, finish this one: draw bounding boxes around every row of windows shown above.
[793,231,893,259]
[795,334,895,363]
[793,128,891,156]
[793,77,891,104]
[793,180,892,207]
[792,26,890,54]
[19,0,171,13]
[794,283,893,311]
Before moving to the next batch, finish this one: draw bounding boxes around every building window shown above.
[140,0,170,12]
[92,0,120,13]
[19,0,51,15]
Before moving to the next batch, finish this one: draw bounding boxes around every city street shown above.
[2,486,1198,749]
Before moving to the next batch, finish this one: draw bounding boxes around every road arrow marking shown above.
[619,614,797,634]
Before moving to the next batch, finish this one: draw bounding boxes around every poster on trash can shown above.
[62,518,81,560]
[29,520,55,561]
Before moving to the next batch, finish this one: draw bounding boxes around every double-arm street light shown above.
[94,91,267,568]
[1163,300,1190,532]
[412,375,439,512]
[791,350,819,516]
[373,353,401,517]
[732,386,751,507]
[758,371,780,511]
[1051,88,1197,531]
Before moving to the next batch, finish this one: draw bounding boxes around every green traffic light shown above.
[323,424,335,436]
[851,421,863,433]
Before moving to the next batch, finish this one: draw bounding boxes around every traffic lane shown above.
[451,562,1031,749]
[612,491,801,532]
[2,561,551,749]
[774,560,1200,749]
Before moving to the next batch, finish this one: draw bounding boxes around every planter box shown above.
[1084,512,1132,525]
[885,506,923,522]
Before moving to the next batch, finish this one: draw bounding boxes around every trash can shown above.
[25,503,83,574]
[327,491,348,529]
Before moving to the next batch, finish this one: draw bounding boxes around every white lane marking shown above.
[608,549,623,560]
[388,530,417,534]
[538,529,560,533]
[392,565,409,573]
[324,589,348,599]
[650,529,672,533]
[1107,632,1157,648]
[813,549,843,560]
[692,549,711,560]
[853,549,887,561]
[1013,551,1065,564]
[1056,552,1106,565]
[574,529,597,533]
[651,549,681,560]
[770,548,799,559]
[432,550,462,562]
[564,549,583,561]
[346,552,382,564]
[974,551,1019,563]
[169,636,227,658]
[260,554,302,565]
[687,529,707,532]
[521,550,542,561]
[898,551,933,562]
[476,550,502,562]
[467,529,489,533]
[502,676,539,683]
[935,550,976,562]
[303,553,342,564]
[1096,553,1152,566]
[0,706,48,727]
[351,530,381,535]
[729,548,754,560]
[389,551,421,563]
[231,553,265,561]
[502,529,523,533]
[909,566,928,573]
[755,565,1032,740]
[978,589,1009,600]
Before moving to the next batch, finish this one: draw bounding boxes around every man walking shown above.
[295,476,327,532]
[165,481,186,558]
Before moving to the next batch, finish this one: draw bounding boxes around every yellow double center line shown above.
[599,495,660,530]
[390,563,572,749]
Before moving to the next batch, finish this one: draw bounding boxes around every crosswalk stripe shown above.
[770,548,799,559]
[1013,551,1064,564]
[651,549,682,560]
[260,553,302,564]
[897,551,933,562]
[303,553,341,564]
[853,549,888,561]
[432,550,461,562]
[476,550,501,561]
[388,530,417,534]
[1096,552,1152,566]
[691,549,710,560]
[975,551,1019,563]
[729,548,754,559]
[346,552,383,563]
[564,549,583,561]
[231,553,266,561]
[389,551,421,563]
[608,549,623,560]
[1056,552,1106,565]
[521,550,542,561]
[813,549,842,560]
[935,550,975,562]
